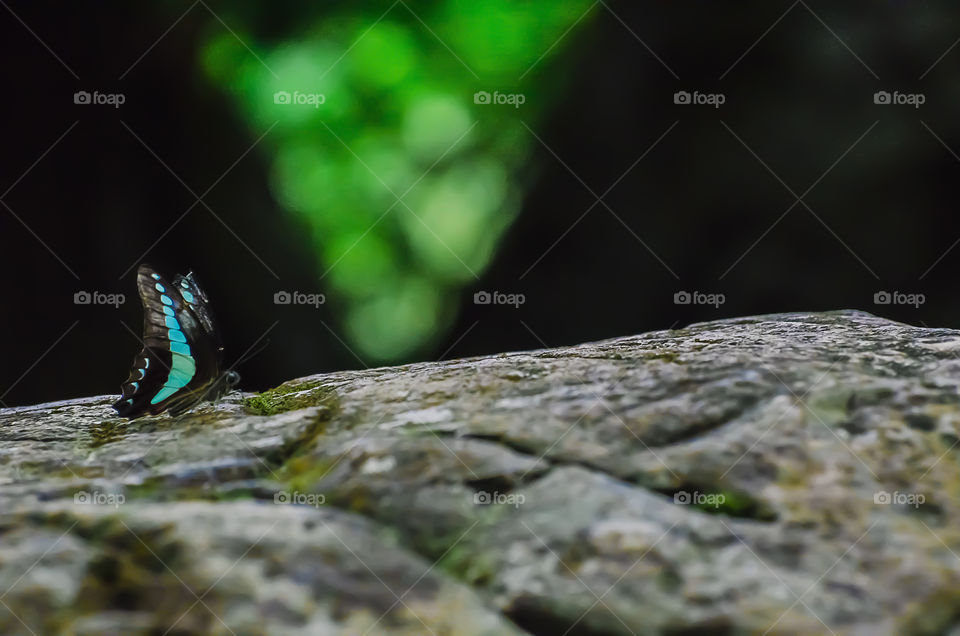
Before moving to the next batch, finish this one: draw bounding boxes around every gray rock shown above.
[3,311,960,634]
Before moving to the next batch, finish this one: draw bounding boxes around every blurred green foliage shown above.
[202,1,594,361]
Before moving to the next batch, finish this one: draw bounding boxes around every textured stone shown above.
[3,311,960,634]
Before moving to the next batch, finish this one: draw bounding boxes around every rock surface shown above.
[3,311,960,635]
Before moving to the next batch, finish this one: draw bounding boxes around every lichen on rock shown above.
[3,311,960,634]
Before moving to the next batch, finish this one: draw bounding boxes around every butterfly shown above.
[113,264,239,418]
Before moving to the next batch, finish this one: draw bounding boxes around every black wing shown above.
[113,264,225,418]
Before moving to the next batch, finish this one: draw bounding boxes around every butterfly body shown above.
[113,265,238,418]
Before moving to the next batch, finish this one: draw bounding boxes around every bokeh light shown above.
[201,2,594,361]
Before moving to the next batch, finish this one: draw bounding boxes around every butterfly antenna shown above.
[230,338,271,371]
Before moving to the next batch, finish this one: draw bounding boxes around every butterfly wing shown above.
[172,272,219,342]
[167,270,231,413]
[112,345,174,418]
[113,265,225,418]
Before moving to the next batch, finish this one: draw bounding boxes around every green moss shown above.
[642,350,683,364]
[281,455,340,492]
[76,388,342,507]
[73,516,127,543]
[243,381,338,416]
[51,465,104,479]
[898,587,960,635]
[269,411,338,470]
[438,542,495,586]
[71,521,210,634]
[701,489,777,521]
[655,485,778,521]
[88,410,229,449]
[214,487,262,502]
[89,419,128,448]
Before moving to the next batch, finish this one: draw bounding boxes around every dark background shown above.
[2,1,959,407]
